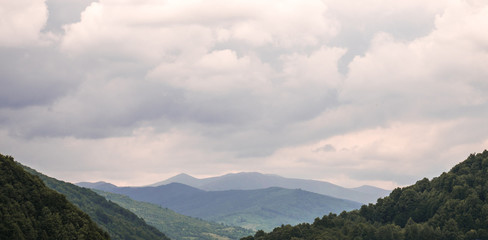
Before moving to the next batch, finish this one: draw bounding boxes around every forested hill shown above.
[242,150,488,240]
[22,162,170,240]
[0,154,110,239]
[95,190,255,240]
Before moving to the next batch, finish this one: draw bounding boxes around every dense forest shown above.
[242,150,488,240]
[0,154,110,239]
[22,163,170,240]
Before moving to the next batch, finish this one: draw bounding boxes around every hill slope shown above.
[0,154,110,239]
[95,190,255,240]
[242,150,488,240]
[151,172,389,204]
[22,165,170,240]
[85,182,362,231]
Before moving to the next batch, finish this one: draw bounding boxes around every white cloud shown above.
[262,118,488,188]
[341,0,488,121]
[60,0,338,62]
[0,0,48,47]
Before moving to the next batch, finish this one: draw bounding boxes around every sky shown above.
[1,0,488,190]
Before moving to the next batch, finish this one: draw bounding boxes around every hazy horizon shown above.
[78,171,393,190]
[1,0,488,190]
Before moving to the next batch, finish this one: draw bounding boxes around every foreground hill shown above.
[83,182,362,231]
[242,150,488,240]
[95,190,255,240]
[0,154,109,239]
[22,164,170,240]
[149,172,389,204]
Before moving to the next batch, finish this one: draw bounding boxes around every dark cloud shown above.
[0,47,82,109]
[44,0,96,33]
[315,144,336,152]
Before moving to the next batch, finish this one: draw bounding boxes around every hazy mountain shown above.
[0,154,109,239]
[84,182,362,231]
[242,150,488,240]
[22,165,170,240]
[153,173,202,187]
[94,190,255,240]
[151,172,390,204]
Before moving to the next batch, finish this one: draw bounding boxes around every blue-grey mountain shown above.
[150,172,390,204]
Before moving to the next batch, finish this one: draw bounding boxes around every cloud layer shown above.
[1,0,487,189]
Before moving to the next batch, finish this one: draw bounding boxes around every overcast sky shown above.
[1,0,487,189]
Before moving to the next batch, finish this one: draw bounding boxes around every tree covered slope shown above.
[242,150,488,240]
[95,190,255,240]
[0,154,110,240]
[22,164,170,240]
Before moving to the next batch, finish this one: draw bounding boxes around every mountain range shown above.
[148,172,390,204]
[4,149,488,240]
[81,182,362,231]
[2,153,253,240]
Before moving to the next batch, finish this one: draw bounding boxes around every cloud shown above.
[1,0,488,189]
[314,144,336,153]
[264,118,488,187]
[0,0,48,47]
[341,0,488,123]
[60,0,337,60]
[0,47,84,109]
[44,0,96,33]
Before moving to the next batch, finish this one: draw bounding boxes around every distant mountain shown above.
[84,182,362,231]
[153,173,202,187]
[23,166,170,240]
[241,150,488,240]
[0,154,109,239]
[94,190,255,240]
[151,172,390,204]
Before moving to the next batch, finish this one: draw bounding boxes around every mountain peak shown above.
[171,173,198,180]
[149,173,200,187]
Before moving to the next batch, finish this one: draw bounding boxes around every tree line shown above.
[242,150,488,240]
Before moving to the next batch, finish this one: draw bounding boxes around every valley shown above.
[3,150,488,240]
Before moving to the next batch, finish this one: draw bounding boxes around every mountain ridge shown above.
[148,171,389,204]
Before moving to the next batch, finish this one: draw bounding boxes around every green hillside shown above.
[95,190,255,240]
[85,182,361,231]
[22,163,170,240]
[242,150,488,240]
[0,153,110,239]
